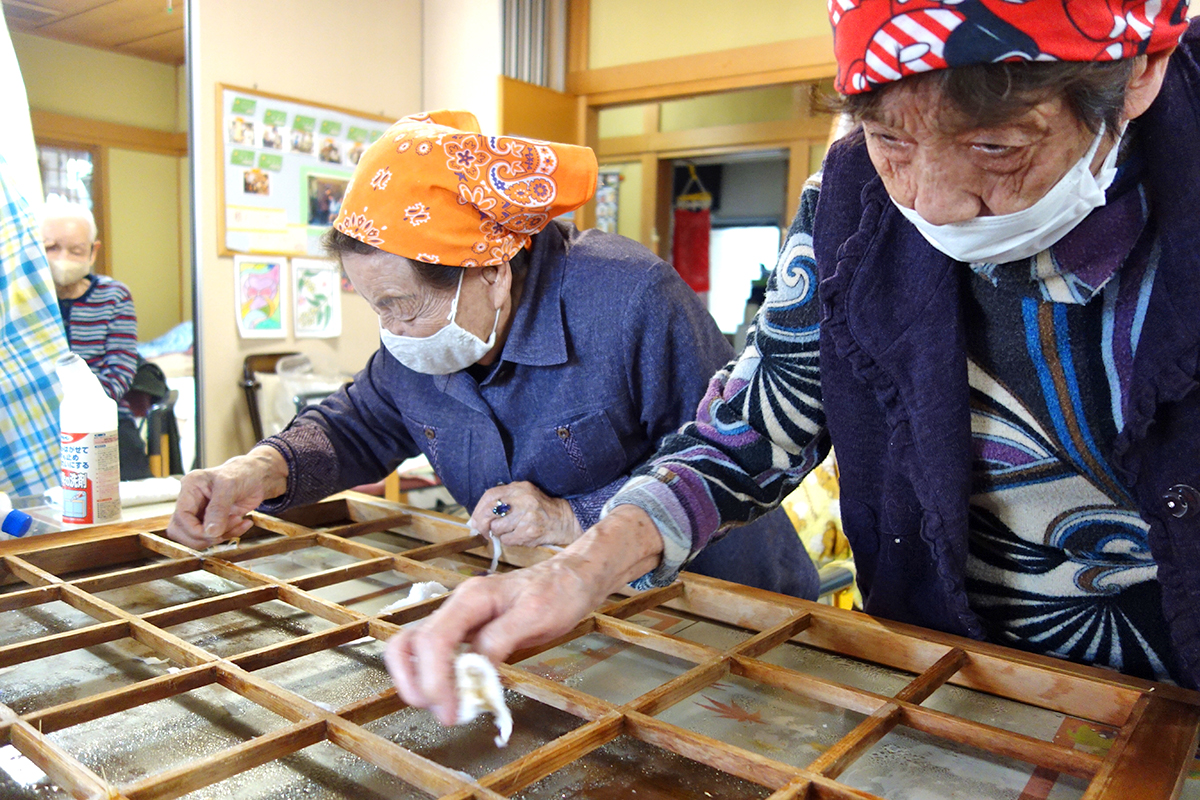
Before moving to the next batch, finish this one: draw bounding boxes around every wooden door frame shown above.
[31,110,189,281]
[566,0,837,240]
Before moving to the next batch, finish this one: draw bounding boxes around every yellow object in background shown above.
[781,451,860,609]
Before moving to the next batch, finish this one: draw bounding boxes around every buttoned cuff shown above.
[602,475,695,589]
[257,424,341,515]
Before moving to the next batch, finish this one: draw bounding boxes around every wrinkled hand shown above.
[385,504,664,725]
[166,446,288,549]
[469,481,583,548]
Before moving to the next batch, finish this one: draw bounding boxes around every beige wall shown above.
[191,0,423,466]
[588,0,829,69]
[603,161,643,243]
[178,64,193,326]
[107,149,183,340]
[423,0,502,134]
[13,32,186,341]
[12,31,179,131]
[660,85,802,132]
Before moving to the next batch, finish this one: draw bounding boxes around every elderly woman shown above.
[166,111,818,599]
[391,0,1200,724]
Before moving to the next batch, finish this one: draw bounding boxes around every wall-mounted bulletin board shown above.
[217,84,394,257]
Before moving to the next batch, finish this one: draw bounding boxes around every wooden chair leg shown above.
[384,470,401,503]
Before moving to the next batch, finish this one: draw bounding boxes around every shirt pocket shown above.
[531,409,627,497]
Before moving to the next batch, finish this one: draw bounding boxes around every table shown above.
[0,494,1197,800]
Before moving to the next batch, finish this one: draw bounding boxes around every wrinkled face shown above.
[340,249,496,340]
[41,216,98,286]
[861,83,1108,225]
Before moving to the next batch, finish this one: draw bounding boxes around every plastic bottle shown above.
[55,354,121,525]
[0,492,32,539]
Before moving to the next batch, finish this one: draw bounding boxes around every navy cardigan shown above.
[812,20,1200,685]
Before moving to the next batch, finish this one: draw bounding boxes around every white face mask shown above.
[892,122,1123,265]
[379,271,500,375]
[48,258,91,287]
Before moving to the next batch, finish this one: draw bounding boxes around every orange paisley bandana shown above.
[333,110,598,267]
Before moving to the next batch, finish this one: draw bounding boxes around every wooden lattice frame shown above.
[0,494,1197,800]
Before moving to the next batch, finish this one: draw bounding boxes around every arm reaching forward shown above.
[384,504,663,725]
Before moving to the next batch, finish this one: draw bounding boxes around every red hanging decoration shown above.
[671,164,712,294]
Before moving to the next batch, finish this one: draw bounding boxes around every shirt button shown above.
[1163,484,1199,519]
[424,427,435,440]
[556,426,570,440]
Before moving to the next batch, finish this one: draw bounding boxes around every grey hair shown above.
[833,58,1136,135]
[320,226,530,291]
[41,198,98,240]
[320,227,464,291]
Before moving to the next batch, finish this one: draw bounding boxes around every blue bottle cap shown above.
[2,509,32,538]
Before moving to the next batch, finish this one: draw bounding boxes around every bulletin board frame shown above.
[216,84,394,259]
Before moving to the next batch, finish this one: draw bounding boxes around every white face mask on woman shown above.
[892,121,1123,265]
[379,270,500,375]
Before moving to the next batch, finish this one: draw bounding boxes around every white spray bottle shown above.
[55,354,121,525]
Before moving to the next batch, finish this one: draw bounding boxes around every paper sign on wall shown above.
[234,255,287,339]
[292,258,342,339]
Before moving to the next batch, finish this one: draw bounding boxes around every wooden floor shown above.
[0,494,1196,800]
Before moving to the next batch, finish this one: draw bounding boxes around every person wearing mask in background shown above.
[389,0,1200,723]
[0,155,68,496]
[41,200,149,480]
[164,110,819,601]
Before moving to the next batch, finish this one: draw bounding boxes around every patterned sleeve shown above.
[96,282,138,402]
[604,175,831,588]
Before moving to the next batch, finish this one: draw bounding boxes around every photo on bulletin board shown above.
[304,172,348,227]
[218,84,391,258]
[234,255,288,339]
[292,258,342,339]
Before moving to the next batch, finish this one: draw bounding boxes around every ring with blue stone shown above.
[491,501,511,517]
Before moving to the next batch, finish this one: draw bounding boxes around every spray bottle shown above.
[55,354,121,525]
[0,492,32,539]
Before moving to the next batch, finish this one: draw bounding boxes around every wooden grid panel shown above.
[0,495,1196,800]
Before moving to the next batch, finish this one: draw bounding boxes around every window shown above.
[39,144,94,206]
[708,225,781,335]
[36,142,108,274]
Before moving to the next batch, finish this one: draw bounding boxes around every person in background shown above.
[40,200,149,480]
[0,155,68,496]
[165,110,819,600]
[389,0,1200,722]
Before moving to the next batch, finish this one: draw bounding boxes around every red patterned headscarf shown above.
[334,110,597,267]
[829,0,1191,94]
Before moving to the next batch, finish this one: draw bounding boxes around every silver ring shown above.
[491,501,511,517]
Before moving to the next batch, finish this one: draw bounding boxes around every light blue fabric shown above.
[0,154,68,495]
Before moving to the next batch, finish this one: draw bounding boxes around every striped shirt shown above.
[59,274,138,405]
[0,155,69,495]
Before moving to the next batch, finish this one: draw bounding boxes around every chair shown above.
[122,358,176,479]
[241,352,299,443]
[145,390,183,477]
[293,388,336,415]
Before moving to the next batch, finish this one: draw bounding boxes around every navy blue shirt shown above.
[263,221,817,597]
